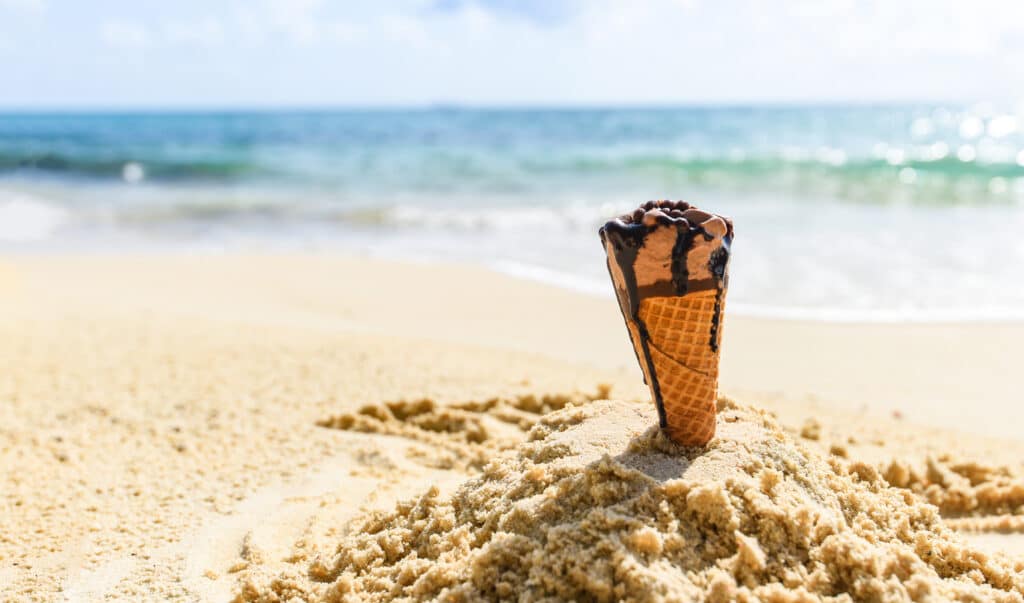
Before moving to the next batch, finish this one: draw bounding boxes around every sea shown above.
[2,105,1023,321]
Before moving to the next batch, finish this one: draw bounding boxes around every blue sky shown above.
[2,0,1023,108]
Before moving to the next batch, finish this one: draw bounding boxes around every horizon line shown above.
[0,99,982,115]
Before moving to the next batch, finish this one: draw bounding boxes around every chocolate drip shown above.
[599,221,667,426]
[710,288,724,352]
[670,226,697,295]
[707,240,731,352]
[708,240,730,281]
[598,221,647,318]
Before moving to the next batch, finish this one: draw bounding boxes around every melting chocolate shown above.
[707,241,731,352]
[670,226,697,295]
[600,208,730,318]
[600,220,666,425]
[600,222,644,318]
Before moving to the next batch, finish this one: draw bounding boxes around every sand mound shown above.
[237,399,1024,602]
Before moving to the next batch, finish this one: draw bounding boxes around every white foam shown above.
[0,192,68,242]
[486,260,1024,324]
[2,184,1023,324]
[489,260,614,298]
[384,201,628,232]
[724,303,1024,324]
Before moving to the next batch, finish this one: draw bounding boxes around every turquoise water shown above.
[2,106,1024,319]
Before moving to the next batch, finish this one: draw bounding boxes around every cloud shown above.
[430,0,579,25]
[99,19,151,48]
[232,0,345,45]
[226,1,443,48]
[323,20,366,44]
[94,2,372,51]
[813,0,1022,59]
[0,0,45,13]
[260,0,322,44]
[52,0,1024,106]
[162,16,225,46]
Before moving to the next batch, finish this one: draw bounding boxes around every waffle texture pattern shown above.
[638,289,723,446]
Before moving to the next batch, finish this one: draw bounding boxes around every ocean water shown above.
[2,106,1024,321]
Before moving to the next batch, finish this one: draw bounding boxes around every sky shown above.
[1,0,1023,108]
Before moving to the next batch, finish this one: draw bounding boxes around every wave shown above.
[0,150,264,182]
[550,154,1024,181]
[341,203,609,230]
[489,260,1024,324]
[5,182,1024,323]
[1,146,1022,205]
[0,192,68,242]
[56,195,623,231]
[519,153,1024,205]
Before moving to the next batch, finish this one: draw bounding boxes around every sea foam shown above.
[0,192,67,242]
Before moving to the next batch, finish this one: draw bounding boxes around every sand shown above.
[236,399,1024,602]
[2,254,1024,601]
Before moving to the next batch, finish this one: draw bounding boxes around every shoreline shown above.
[490,258,1024,325]
[5,246,1024,325]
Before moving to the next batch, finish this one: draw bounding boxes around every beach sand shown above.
[3,254,1024,601]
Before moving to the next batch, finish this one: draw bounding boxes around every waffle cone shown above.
[638,289,724,446]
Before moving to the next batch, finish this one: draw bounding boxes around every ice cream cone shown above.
[599,200,733,446]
